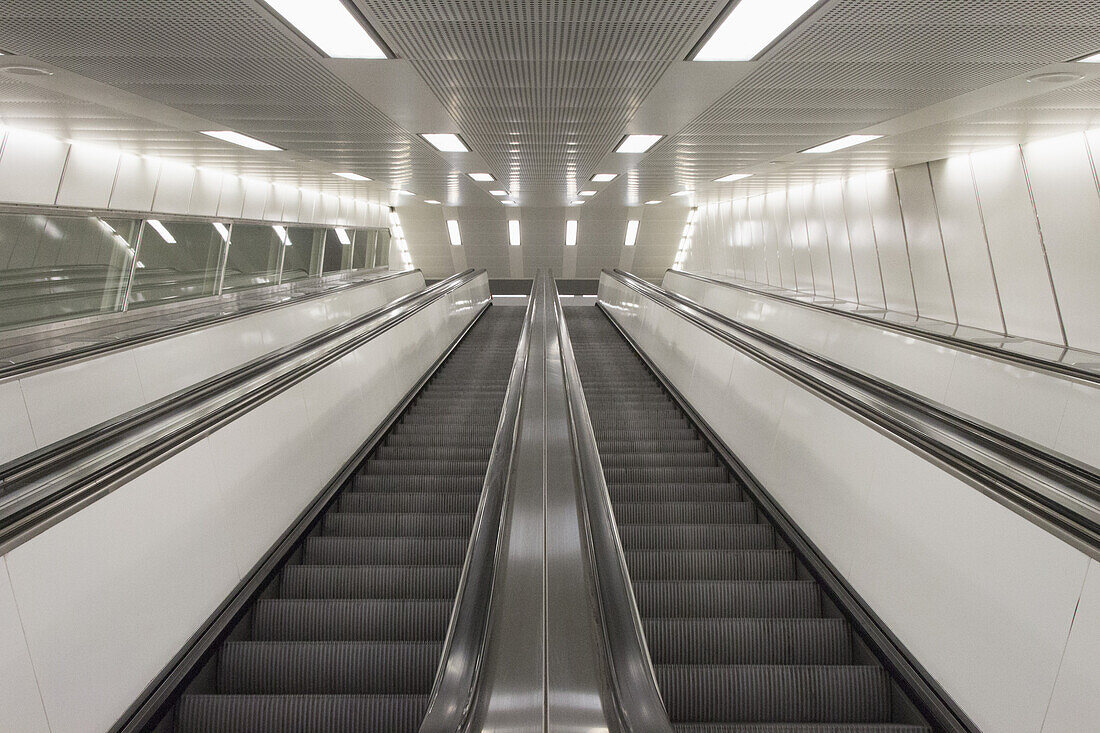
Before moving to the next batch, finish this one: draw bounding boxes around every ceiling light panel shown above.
[263,0,387,58]
[447,219,462,246]
[1079,52,1100,62]
[579,190,597,196]
[624,220,639,247]
[715,173,753,182]
[421,133,469,152]
[802,134,883,154]
[694,0,818,61]
[469,172,495,181]
[200,130,282,151]
[592,174,618,182]
[616,134,664,153]
[334,171,371,180]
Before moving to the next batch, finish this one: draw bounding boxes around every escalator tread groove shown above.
[564,307,929,731]
[176,307,523,732]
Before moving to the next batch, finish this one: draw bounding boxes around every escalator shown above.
[565,306,929,732]
[172,306,524,731]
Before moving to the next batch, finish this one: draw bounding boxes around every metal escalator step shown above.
[218,641,442,694]
[644,619,851,665]
[595,427,698,442]
[614,501,755,525]
[626,550,796,581]
[619,523,773,550]
[598,439,707,454]
[600,451,719,468]
[321,512,474,537]
[176,694,428,733]
[252,599,452,641]
[362,459,489,476]
[303,537,468,565]
[609,482,742,503]
[384,432,496,448]
[672,724,930,732]
[655,664,891,724]
[338,492,481,514]
[352,474,483,493]
[280,566,460,600]
[605,466,729,484]
[375,445,489,460]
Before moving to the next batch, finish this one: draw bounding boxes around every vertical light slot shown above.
[335,227,351,245]
[147,220,176,244]
[565,220,578,247]
[624,220,639,247]
[447,219,462,247]
[694,0,818,61]
[509,220,521,247]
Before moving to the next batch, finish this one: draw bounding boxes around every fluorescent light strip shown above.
[509,220,521,247]
[147,220,176,244]
[469,172,494,182]
[694,0,817,61]
[624,220,639,247]
[592,173,618,182]
[447,219,462,247]
[503,200,519,206]
[715,172,753,182]
[670,190,691,197]
[1077,51,1100,62]
[802,134,882,154]
[421,133,469,152]
[565,220,578,247]
[579,190,596,196]
[200,130,282,151]
[334,171,371,181]
[213,222,230,242]
[335,227,351,245]
[615,134,663,154]
[490,190,508,196]
[263,0,386,58]
[645,200,661,205]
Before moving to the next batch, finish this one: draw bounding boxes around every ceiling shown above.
[0,0,1099,279]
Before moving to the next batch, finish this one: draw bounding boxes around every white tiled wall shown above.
[685,130,1100,354]
[0,273,490,733]
[598,273,1098,733]
[0,129,387,230]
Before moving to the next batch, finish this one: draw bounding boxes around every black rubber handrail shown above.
[667,268,1100,386]
[419,277,538,732]
[552,277,674,732]
[0,269,486,554]
[0,267,416,381]
[607,268,1100,559]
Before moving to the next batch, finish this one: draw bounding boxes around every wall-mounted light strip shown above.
[565,220,578,247]
[1076,51,1100,62]
[262,0,387,58]
[200,130,282,151]
[147,220,176,244]
[693,0,817,61]
[509,220,521,247]
[424,199,442,205]
[421,133,469,152]
[334,171,371,181]
[447,219,462,246]
[624,220,639,247]
[801,134,882,154]
[715,172,753,182]
[615,134,663,154]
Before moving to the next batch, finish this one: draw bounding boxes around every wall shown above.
[0,127,390,229]
[684,129,1100,354]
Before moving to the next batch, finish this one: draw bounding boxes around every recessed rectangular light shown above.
[1077,51,1100,62]
[200,130,282,151]
[421,133,469,152]
[645,200,662,205]
[469,172,494,182]
[263,0,387,58]
[565,220,578,247]
[503,200,519,206]
[393,190,415,197]
[571,200,585,206]
[802,134,882,154]
[490,190,508,196]
[147,220,176,244]
[509,220,521,247]
[213,222,230,242]
[715,172,753,182]
[592,173,618,182]
[615,135,663,154]
[694,0,817,61]
[670,190,691,197]
[624,220,639,247]
[579,190,597,196]
[447,219,462,246]
[334,171,371,181]
[425,199,441,205]
[334,227,351,245]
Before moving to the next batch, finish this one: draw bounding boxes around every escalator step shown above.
[321,512,474,537]
[619,523,773,550]
[280,566,461,600]
[672,724,930,732]
[252,600,451,641]
[303,536,468,565]
[595,427,698,442]
[655,665,891,724]
[626,549,796,581]
[600,451,719,468]
[339,492,481,514]
[614,501,755,525]
[351,475,483,493]
[218,641,442,694]
[176,694,428,733]
[375,445,489,460]
[609,483,742,503]
[598,439,707,454]
[644,619,851,665]
[605,466,729,484]
[363,458,489,476]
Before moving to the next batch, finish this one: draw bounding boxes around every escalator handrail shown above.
[665,268,1100,387]
[419,278,539,732]
[0,267,414,381]
[0,269,487,554]
[551,278,675,732]
[605,268,1100,559]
